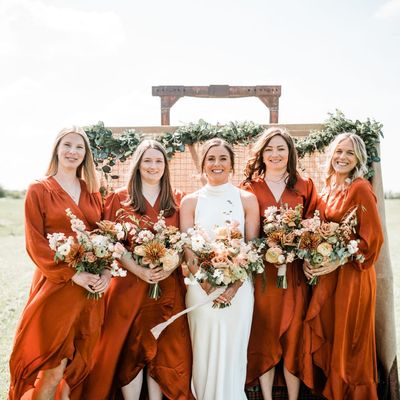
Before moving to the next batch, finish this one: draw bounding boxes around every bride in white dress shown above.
[180,138,260,400]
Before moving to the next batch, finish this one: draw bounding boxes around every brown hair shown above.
[124,139,177,216]
[200,138,235,173]
[46,126,99,193]
[244,127,298,190]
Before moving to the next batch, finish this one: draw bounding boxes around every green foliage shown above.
[159,120,264,157]
[85,111,383,184]
[84,122,142,185]
[0,185,5,198]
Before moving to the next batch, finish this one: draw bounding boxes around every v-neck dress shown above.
[82,188,193,400]
[8,176,104,400]
[185,182,254,400]
[303,178,384,399]
[241,175,318,385]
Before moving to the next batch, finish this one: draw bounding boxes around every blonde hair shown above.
[325,132,368,185]
[124,139,177,217]
[46,126,99,193]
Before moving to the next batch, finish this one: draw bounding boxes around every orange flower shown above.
[298,231,321,251]
[266,229,285,247]
[65,242,85,268]
[282,209,298,227]
[143,240,166,264]
[96,220,118,236]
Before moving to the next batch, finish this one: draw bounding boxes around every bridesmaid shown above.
[8,126,108,400]
[303,132,383,399]
[180,138,260,400]
[82,139,192,400]
[242,127,318,400]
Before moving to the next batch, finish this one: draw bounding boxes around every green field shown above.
[0,198,399,398]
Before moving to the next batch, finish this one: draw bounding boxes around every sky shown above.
[0,0,399,191]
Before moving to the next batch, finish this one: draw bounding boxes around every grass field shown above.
[0,197,399,398]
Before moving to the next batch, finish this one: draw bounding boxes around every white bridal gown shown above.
[186,182,254,400]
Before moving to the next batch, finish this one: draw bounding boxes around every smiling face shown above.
[331,138,358,179]
[139,148,165,185]
[203,145,232,185]
[262,134,289,173]
[56,133,86,172]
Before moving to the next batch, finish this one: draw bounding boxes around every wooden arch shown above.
[152,85,281,125]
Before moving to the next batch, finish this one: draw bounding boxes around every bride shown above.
[180,138,260,399]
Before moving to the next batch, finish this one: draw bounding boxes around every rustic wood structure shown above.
[152,85,281,125]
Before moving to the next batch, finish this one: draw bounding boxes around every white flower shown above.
[160,249,180,271]
[347,240,359,254]
[191,234,206,252]
[154,219,167,232]
[138,230,154,243]
[58,242,71,256]
[47,232,66,251]
[110,260,127,277]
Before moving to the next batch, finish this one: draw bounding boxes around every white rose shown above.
[160,250,180,271]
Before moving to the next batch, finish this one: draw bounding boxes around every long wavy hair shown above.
[325,132,368,186]
[46,126,99,193]
[244,127,298,190]
[124,139,177,216]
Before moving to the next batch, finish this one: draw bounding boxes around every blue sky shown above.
[0,0,399,190]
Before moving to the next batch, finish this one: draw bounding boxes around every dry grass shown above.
[0,198,399,398]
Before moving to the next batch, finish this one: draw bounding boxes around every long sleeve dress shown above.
[8,176,104,400]
[82,188,193,400]
[302,178,384,400]
[242,175,318,385]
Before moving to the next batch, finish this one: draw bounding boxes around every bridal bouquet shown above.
[186,220,264,306]
[48,208,127,299]
[127,212,186,299]
[258,204,304,289]
[297,208,365,285]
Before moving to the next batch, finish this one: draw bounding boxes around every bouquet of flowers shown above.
[258,204,304,289]
[297,208,365,285]
[127,212,186,299]
[48,209,127,299]
[186,220,264,307]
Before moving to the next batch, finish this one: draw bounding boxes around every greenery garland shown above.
[84,110,383,183]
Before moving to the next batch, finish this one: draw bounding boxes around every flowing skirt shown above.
[186,278,254,400]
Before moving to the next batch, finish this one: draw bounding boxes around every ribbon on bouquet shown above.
[150,285,221,340]
[276,263,287,289]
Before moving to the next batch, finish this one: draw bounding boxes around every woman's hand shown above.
[214,281,243,306]
[303,260,314,280]
[152,268,174,282]
[71,272,100,293]
[200,280,215,295]
[91,269,112,294]
[311,259,343,277]
[135,265,163,284]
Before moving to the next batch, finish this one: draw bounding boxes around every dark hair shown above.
[244,127,298,190]
[124,139,177,216]
[200,138,235,173]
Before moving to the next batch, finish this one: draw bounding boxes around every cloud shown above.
[374,0,400,18]
[0,0,126,57]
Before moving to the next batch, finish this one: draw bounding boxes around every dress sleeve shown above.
[104,191,124,221]
[350,180,384,271]
[239,180,255,194]
[303,178,319,218]
[25,183,76,284]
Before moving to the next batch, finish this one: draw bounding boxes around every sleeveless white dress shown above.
[186,182,254,400]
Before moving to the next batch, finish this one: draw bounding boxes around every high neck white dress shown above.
[186,182,254,400]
